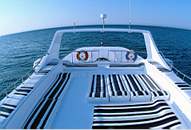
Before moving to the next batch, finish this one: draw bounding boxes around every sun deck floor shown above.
[51,71,94,128]
[47,68,186,128]
[0,67,189,128]
[52,67,147,128]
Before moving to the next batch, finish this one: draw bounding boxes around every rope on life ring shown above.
[126,50,137,62]
[76,51,89,61]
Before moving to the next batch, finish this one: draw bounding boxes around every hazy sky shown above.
[0,0,191,35]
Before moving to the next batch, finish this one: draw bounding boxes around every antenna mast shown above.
[100,14,107,32]
[128,0,132,31]
[73,22,76,32]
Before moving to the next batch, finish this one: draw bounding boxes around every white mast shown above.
[128,0,132,32]
[100,14,107,32]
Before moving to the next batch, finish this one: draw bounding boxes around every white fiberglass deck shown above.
[1,28,191,129]
[33,67,188,129]
[1,65,189,129]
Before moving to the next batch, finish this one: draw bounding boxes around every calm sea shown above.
[0,25,191,99]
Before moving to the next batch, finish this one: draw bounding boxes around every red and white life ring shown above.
[76,51,89,61]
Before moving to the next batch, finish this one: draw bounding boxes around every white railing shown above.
[0,51,47,100]
[2,49,190,100]
[172,66,191,84]
[0,69,34,100]
[159,51,191,84]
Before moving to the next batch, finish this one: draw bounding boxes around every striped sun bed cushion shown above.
[89,74,168,99]
[92,100,181,129]
[24,73,71,129]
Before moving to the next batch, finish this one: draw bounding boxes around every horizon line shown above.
[1,24,191,37]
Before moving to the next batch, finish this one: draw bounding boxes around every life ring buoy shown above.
[76,51,89,61]
[126,50,137,62]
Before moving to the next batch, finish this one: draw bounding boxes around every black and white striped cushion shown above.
[92,100,181,129]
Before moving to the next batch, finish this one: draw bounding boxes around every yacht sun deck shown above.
[0,28,191,129]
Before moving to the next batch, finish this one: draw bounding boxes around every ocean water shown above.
[0,25,191,99]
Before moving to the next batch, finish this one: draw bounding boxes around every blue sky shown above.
[0,0,191,35]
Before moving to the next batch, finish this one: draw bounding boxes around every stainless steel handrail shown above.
[0,65,35,100]
[172,66,191,84]
[159,51,191,84]
[0,53,47,100]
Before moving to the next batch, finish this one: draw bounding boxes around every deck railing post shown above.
[5,84,8,97]
[22,77,23,84]
[72,52,74,63]
[121,50,122,63]
[182,75,185,80]
[91,51,92,63]
[107,50,109,62]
